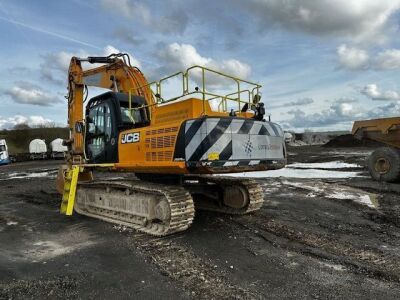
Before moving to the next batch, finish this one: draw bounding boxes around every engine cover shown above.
[175,117,286,173]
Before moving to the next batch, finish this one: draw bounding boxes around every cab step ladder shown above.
[60,166,80,215]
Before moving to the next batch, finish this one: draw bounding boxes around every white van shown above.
[0,139,10,165]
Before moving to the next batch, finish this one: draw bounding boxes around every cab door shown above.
[86,101,118,163]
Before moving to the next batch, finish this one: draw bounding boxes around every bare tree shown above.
[13,123,31,130]
[33,122,56,128]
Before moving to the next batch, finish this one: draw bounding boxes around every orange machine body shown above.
[117,98,212,173]
[66,55,286,175]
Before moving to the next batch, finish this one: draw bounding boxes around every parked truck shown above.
[0,139,10,165]
[29,139,47,160]
[50,138,68,159]
[352,117,400,182]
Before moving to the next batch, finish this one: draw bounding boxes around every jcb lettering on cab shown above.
[121,133,140,144]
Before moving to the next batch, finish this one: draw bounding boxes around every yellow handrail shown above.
[128,65,262,118]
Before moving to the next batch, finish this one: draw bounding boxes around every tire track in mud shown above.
[233,173,400,282]
[230,178,400,283]
[233,213,400,283]
[122,176,400,298]
[126,233,261,300]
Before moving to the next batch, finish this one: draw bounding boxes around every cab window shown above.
[87,104,113,159]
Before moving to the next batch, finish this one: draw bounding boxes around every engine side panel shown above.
[116,100,286,174]
[182,117,286,172]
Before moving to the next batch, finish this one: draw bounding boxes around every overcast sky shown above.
[0,0,399,132]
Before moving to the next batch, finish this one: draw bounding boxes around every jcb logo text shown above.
[121,133,140,144]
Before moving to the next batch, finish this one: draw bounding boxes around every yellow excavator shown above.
[57,53,286,236]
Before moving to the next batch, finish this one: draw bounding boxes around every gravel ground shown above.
[1,146,400,299]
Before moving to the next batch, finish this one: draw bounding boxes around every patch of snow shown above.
[261,182,281,193]
[288,161,361,169]
[107,176,126,180]
[325,150,372,156]
[321,262,346,271]
[288,140,308,147]
[281,180,325,193]
[7,171,55,180]
[222,168,362,179]
[264,187,280,193]
[7,221,18,226]
[327,191,374,208]
[278,179,377,208]
[25,240,94,261]
[7,172,24,177]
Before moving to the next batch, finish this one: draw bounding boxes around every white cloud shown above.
[368,101,400,118]
[270,97,314,109]
[214,59,252,81]
[101,0,150,20]
[103,45,141,68]
[337,44,369,70]
[3,82,60,106]
[242,0,400,41]
[360,84,400,101]
[113,27,143,46]
[40,45,141,84]
[158,43,210,70]
[0,115,53,129]
[374,49,400,70]
[333,97,359,104]
[101,0,188,34]
[283,97,400,130]
[284,100,364,128]
[337,45,400,71]
[40,50,82,84]
[156,43,251,86]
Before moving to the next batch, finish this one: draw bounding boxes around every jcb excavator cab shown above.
[85,92,149,163]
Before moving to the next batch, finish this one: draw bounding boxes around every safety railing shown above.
[128,65,262,120]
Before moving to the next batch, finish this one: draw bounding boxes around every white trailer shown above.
[29,139,47,160]
[0,139,10,165]
[50,138,67,159]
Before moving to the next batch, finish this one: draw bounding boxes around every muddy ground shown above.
[1,146,400,299]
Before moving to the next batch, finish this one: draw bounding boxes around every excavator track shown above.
[74,180,195,236]
[184,176,265,215]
